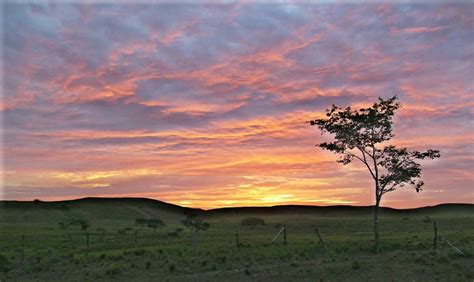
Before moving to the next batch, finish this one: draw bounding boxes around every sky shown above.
[2,2,473,209]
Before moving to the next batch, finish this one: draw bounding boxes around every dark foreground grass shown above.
[0,199,473,281]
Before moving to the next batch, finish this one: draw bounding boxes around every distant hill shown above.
[207,203,474,216]
[0,197,200,224]
[1,197,473,223]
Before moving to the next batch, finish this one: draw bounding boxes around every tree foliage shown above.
[133,218,165,234]
[58,218,90,231]
[309,96,440,198]
[182,213,210,232]
[146,218,165,235]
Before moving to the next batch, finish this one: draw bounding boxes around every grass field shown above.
[0,198,473,281]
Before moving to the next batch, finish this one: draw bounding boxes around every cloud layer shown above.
[3,3,473,208]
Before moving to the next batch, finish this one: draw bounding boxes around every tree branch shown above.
[356,147,377,181]
[371,145,381,197]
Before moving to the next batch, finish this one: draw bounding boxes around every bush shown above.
[241,217,265,228]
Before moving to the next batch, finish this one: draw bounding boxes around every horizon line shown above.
[2,196,472,211]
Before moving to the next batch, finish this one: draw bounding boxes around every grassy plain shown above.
[0,198,473,281]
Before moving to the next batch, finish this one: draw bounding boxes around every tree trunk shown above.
[373,196,381,253]
[373,204,379,252]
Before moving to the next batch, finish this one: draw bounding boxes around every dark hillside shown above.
[1,198,472,221]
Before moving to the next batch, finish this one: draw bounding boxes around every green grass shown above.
[0,198,473,281]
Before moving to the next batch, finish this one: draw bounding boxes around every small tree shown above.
[135,218,148,230]
[182,213,210,250]
[70,218,90,231]
[166,228,184,244]
[309,96,440,252]
[147,218,165,235]
[60,218,90,231]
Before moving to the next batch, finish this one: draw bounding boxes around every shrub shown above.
[145,261,151,269]
[241,217,265,228]
[352,261,360,270]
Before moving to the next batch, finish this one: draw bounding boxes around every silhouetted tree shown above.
[166,228,184,244]
[71,218,90,231]
[59,218,90,231]
[309,96,440,252]
[147,218,165,235]
[182,213,210,250]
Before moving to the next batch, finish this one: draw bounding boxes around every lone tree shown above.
[147,218,165,235]
[309,96,440,252]
[182,213,210,251]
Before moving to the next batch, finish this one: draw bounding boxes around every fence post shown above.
[270,226,285,245]
[315,228,326,249]
[433,221,437,252]
[283,225,287,245]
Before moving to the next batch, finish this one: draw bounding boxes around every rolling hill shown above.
[1,197,472,223]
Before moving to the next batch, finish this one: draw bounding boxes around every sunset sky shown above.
[2,2,473,209]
